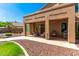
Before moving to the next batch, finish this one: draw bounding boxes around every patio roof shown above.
[24,3,73,18]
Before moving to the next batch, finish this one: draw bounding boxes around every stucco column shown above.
[45,14,50,39]
[67,6,75,43]
[30,23,34,34]
[23,19,26,36]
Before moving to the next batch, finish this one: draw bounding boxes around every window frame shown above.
[61,22,67,33]
[76,21,79,32]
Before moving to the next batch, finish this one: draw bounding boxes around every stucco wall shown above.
[50,19,67,35]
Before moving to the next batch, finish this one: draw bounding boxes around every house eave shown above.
[24,3,74,18]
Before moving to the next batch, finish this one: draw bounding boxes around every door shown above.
[61,23,67,33]
[39,24,45,34]
[61,22,67,39]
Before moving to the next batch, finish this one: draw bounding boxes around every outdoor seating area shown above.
[24,3,79,43]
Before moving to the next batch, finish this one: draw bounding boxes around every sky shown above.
[0,3,45,22]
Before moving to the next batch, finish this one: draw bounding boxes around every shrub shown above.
[5,33,12,36]
[0,36,3,38]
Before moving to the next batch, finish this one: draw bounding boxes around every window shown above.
[75,3,78,12]
[61,23,67,32]
[26,24,29,32]
[76,22,79,32]
[39,24,45,34]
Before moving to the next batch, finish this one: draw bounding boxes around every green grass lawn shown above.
[0,41,24,56]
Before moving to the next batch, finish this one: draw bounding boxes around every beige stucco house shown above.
[23,3,79,43]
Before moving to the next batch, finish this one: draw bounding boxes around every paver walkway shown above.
[1,36,79,55]
[0,36,79,50]
[14,39,79,56]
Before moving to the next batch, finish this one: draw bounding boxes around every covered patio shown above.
[23,4,76,43]
[29,22,45,37]
[24,15,75,43]
[26,18,68,39]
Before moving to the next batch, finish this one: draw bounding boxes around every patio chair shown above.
[63,31,68,39]
[50,30,57,37]
[32,32,40,37]
[40,32,45,37]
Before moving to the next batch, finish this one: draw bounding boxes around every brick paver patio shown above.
[1,36,79,56]
[14,39,79,56]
